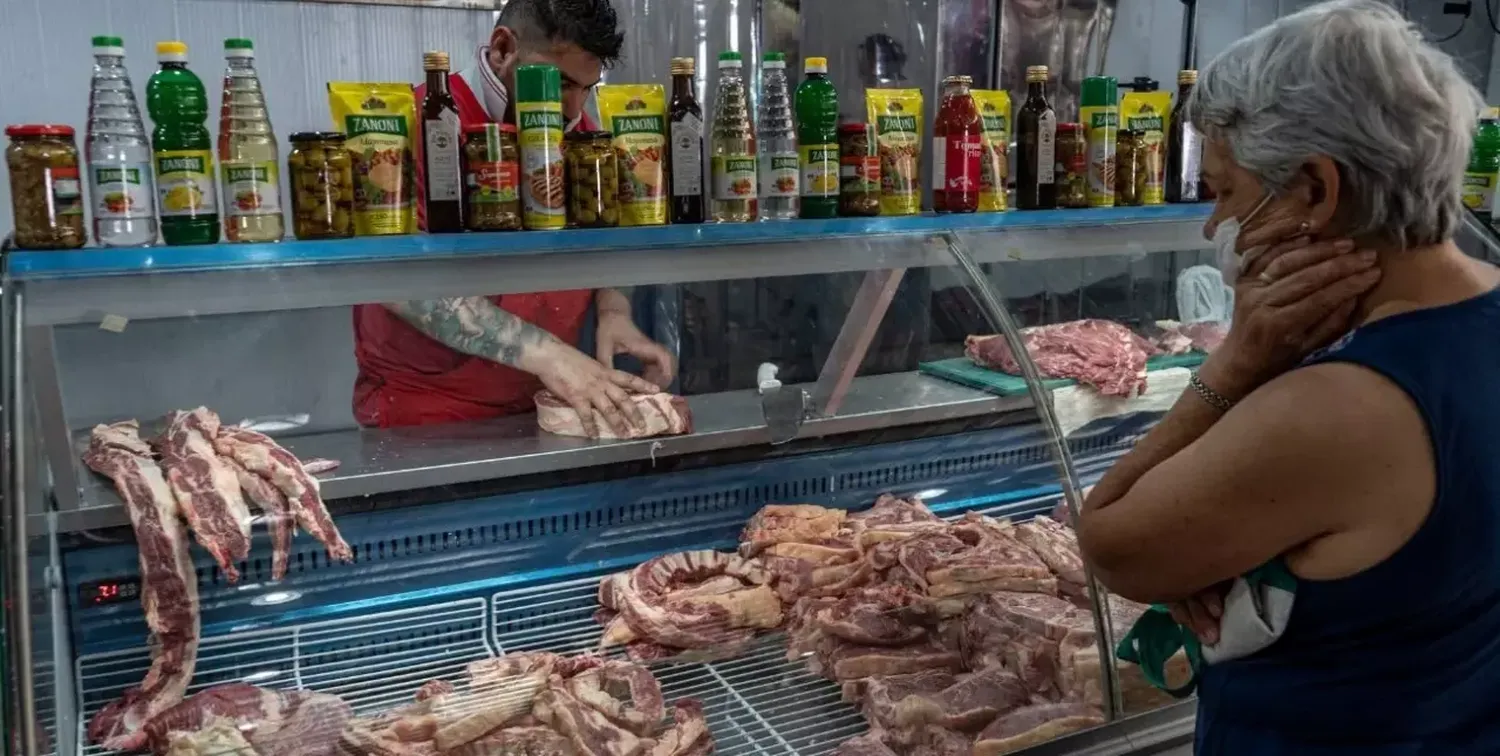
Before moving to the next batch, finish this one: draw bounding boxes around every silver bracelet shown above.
[1189,372,1236,413]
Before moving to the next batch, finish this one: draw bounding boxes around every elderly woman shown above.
[1076,0,1500,752]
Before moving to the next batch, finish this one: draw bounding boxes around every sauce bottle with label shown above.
[710,51,757,223]
[668,57,704,224]
[933,75,981,213]
[148,41,219,245]
[1165,70,1203,203]
[796,57,839,219]
[421,51,463,233]
[87,35,157,247]
[1015,65,1057,210]
[218,38,283,242]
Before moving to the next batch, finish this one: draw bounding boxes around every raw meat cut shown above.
[535,391,693,440]
[801,585,939,647]
[965,320,1154,397]
[845,670,960,731]
[301,458,342,475]
[1154,319,1227,354]
[648,700,712,756]
[1011,516,1088,601]
[431,667,549,750]
[153,408,253,580]
[972,703,1104,756]
[214,421,353,562]
[82,421,201,751]
[532,687,649,756]
[816,638,966,681]
[142,683,351,756]
[223,455,295,581]
[163,719,255,756]
[891,666,1031,732]
[832,733,898,756]
[738,504,849,557]
[445,726,578,756]
[907,726,973,756]
[597,551,781,656]
[566,661,666,736]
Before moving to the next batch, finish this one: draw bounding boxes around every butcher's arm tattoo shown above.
[384,297,560,369]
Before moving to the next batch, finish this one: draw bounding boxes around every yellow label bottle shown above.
[1080,76,1118,208]
[516,64,567,230]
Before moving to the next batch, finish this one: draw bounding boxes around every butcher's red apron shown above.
[353,74,597,428]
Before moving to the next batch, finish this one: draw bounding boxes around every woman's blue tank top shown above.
[1195,288,1500,754]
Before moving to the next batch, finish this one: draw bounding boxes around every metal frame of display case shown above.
[0,205,1214,755]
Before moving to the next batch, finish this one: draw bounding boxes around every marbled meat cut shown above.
[964,319,1154,397]
[816,637,966,681]
[649,700,713,756]
[214,419,353,562]
[567,661,666,736]
[153,408,253,580]
[972,703,1104,756]
[223,455,295,581]
[143,683,351,756]
[535,390,693,440]
[832,732,899,756]
[82,421,202,752]
[1011,516,1088,601]
[532,687,651,756]
[844,669,960,731]
[596,550,781,658]
[445,726,578,756]
[891,666,1031,732]
[739,504,849,557]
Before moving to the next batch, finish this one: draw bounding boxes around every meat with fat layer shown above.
[142,683,351,756]
[597,551,781,655]
[817,637,966,681]
[738,504,849,557]
[532,687,649,756]
[831,732,899,756]
[649,700,713,756]
[82,421,201,751]
[430,667,549,750]
[890,666,1031,733]
[444,726,579,756]
[223,454,296,581]
[566,661,666,737]
[214,421,353,562]
[972,703,1104,756]
[844,669,960,732]
[535,391,693,440]
[965,320,1153,397]
[153,408,253,580]
[1010,516,1088,601]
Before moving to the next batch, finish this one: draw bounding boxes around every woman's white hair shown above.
[1186,0,1484,247]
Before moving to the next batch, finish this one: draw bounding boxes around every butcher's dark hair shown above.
[497,0,624,68]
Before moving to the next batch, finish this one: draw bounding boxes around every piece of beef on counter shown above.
[831,732,899,756]
[843,669,962,731]
[815,638,967,681]
[972,702,1105,756]
[890,666,1031,733]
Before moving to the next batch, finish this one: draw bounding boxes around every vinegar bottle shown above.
[218,38,284,242]
[710,51,757,223]
[86,35,158,247]
[756,52,798,220]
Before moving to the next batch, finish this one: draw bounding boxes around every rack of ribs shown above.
[82,421,201,752]
[153,408,252,581]
[214,419,353,563]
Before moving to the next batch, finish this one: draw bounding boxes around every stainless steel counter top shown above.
[51,371,1030,534]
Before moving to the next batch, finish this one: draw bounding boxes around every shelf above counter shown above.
[46,371,1031,534]
[7,206,1212,326]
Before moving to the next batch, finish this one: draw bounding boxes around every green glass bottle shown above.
[148,40,219,245]
[1464,110,1500,223]
[796,56,839,219]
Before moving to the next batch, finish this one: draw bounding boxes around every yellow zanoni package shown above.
[597,84,668,226]
[866,89,924,216]
[972,90,1011,212]
[1122,90,1172,205]
[328,82,417,236]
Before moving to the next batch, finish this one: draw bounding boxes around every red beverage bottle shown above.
[934,74,982,213]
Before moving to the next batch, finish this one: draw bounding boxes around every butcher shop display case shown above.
[0,207,1231,756]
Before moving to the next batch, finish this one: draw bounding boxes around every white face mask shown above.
[1214,192,1275,284]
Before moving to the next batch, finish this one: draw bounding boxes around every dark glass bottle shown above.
[1165,69,1205,204]
[421,51,463,232]
[1015,65,1057,210]
[668,57,705,224]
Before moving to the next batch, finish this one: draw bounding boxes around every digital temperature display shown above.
[80,578,142,606]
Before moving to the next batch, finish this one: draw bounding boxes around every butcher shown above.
[352,0,674,436]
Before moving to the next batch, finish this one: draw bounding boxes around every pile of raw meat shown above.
[535,391,694,440]
[115,651,710,756]
[964,318,1226,398]
[596,495,1188,756]
[82,407,350,751]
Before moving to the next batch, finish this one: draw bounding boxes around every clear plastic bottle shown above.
[756,52,798,220]
[148,40,218,245]
[218,38,283,242]
[710,51,757,223]
[86,35,158,247]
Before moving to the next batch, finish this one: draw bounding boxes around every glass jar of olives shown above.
[565,130,619,228]
[287,132,354,240]
[5,124,86,249]
[462,123,522,231]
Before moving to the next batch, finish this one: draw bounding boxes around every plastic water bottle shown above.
[757,52,799,220]
[86,35,158,247]
[710,51,756,223]
[218,38,283,242]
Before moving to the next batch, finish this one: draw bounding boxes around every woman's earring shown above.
[1298,220,1312,235]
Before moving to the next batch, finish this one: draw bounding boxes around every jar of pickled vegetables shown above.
[1056,123,1089,209]
[287,132,353,240]
[6,125,86,249]
[462,123,521,231]
[565,130,619,228]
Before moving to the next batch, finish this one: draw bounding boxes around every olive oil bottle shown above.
[1015,65,1057,210]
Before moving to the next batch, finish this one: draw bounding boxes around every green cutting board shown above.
[919,352,1206,396]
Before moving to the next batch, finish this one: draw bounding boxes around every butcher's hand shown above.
[596,310,677,389]
[534,343,661,438]
[1198,236,1381,401]
[1168,582,1230,645]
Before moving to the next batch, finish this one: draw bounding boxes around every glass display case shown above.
[1,207,1225,756]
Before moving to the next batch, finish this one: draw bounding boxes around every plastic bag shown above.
[1177,264,1234,324]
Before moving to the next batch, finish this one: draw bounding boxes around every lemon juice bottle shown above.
[148,41,218,245]
[218,38,283,242]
